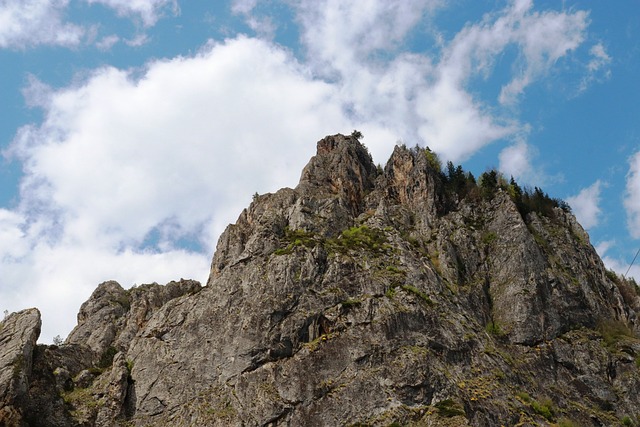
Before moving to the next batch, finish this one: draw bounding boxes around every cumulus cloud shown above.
[291,0,590,162]
[2,1,598,342]
[0,0,85,48]
[624,152,640,239]
[566,180,603,230]
[4,36,351,340]
[85,0,179,27]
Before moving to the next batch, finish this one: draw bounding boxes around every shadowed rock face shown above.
[2,133,640,426]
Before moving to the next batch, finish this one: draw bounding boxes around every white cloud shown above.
[0,209,28,260]
[85,0,179,27]
[231,0,258,15]
[624,152,640,239]
[96,34,120,50]
[297,0,441,71]
[601,252,640,283]
[588,43,611,72]
[2,1,598,343]
[595,240,614,259]
[0,0,85,48]
[578,42,612,93]
[3,36,355,342]
[0,0,177,50]
[291,0,590,162]
[498,0,588,104]
[499,140,531,180]
[566,180,603,230]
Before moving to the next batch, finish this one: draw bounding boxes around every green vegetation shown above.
[88,367,104,376]
[531,397,555,421]
[340,298,362,308]
[558,417,579,427]
[113,293,131,310]
[622,416,635,426]
[422,148,571,222]
[516,392,556,422]
[425,147,442,171]
[331,225,391,254]
[485,321,504,337]
[481,231,498,246]
[608,271,640,309]
[203,399,236,419]
[479,170,500,200]
[401,285,433,305]
[385,285,398,298]
[597,319,637,350]
[385,265,405,275]
[63,386,101,419]
[98,346,118,369]
[444,160,477,204]
[274,226,319,255]
[434,399,466,417]
[274,225,391,256]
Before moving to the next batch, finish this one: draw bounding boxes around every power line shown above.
[624,247,640,278]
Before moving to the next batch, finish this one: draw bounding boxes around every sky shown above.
[0,0,639,343]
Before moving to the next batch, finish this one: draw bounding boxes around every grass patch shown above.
[328,225,391,255]
[274,227,319,255]
[434,399,465,417]
[341,298,362,308]
[385,285,398,298]
[275,225,391,256]
[517,394,555,422]
[485,321,505,337]
[516,391,531,403]
[63,386,102,419]
[385,265,406,276]
[597,319,636,350]
[401,285,433,305]
[558,418,579,427]
[481,231,498,246]
[622,416,635,426]
[204,399,236,419]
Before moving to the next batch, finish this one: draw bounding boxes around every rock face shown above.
[0,308,41,426]
[3,133,640,426]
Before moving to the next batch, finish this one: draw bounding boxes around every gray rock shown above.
[0,308,41,426]
[5,134,640,426]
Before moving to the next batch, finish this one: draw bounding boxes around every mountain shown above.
[2,133,640,426]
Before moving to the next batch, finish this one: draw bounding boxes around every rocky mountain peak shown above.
[0,308,41,426]
[3,133,640,426]
[298,133,378,217]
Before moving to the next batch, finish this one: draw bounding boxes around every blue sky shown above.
[1,0,639,342]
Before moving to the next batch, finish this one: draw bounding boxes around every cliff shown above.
[2,134,640,426]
